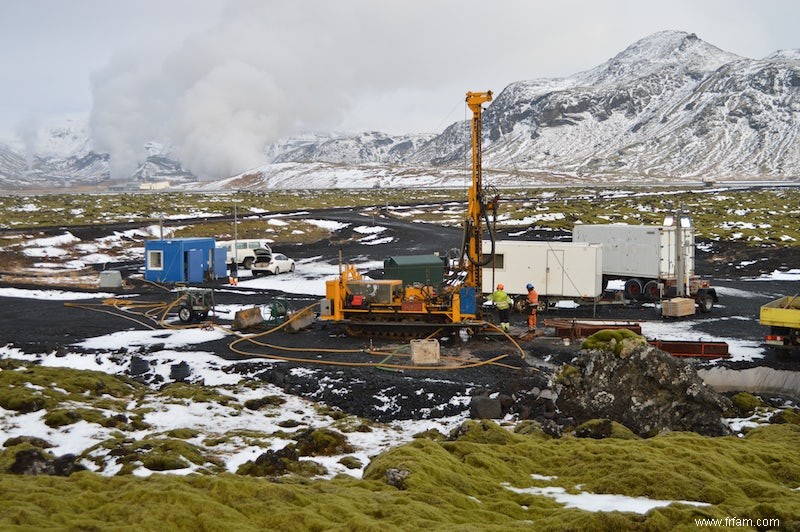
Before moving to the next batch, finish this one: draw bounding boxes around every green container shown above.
[384,255,445,287]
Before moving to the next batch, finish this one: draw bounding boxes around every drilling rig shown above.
[319,90,497,337]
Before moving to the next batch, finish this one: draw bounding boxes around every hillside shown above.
[2,31,800,190]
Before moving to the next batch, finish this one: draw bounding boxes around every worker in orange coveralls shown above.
[526,283,539,331]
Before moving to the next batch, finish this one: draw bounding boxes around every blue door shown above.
[187,249,206,283]
[213,247,228,279]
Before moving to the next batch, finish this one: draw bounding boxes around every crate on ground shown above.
[662,297,695,317]
[410,339,440,365]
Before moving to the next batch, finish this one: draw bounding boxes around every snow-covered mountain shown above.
[0,122,194,190]
[266,131,435,165]
[2,30,799,190]
[229,31,800,187]
[0,118,109,189]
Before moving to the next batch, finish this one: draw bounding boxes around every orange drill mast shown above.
[463,90,495,306]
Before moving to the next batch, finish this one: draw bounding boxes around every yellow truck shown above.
[759,295,800,351]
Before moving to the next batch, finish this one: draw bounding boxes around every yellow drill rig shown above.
[319,91,497,337]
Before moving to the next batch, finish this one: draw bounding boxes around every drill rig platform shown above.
[319,91,497,338]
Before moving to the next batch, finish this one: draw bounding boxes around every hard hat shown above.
[497,283,504,290]
[526,283,534,290]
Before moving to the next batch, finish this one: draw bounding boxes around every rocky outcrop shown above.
[556,331,732,437]
[8,448,86,476]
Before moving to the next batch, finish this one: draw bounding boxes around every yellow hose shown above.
[68,297,528,372]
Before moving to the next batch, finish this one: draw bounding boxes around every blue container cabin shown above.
[145,237,225,284]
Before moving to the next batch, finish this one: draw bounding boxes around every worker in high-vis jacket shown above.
[490,283,513,332]
[526,283,539,331]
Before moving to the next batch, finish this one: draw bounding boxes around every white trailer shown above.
[572,222,717,311]
[482,240,603,310]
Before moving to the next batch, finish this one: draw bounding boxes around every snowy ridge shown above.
[2,30,800,189]
[241,31,800,185]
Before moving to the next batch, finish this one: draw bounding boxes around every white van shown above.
[218,239,273,269]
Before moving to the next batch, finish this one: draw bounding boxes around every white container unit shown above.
[481,240,603,299]
[572,224,695,281]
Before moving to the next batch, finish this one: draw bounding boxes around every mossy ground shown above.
[0,189,466,230]
[1,421,798,530]
[2,359,799,529]
[2,187,799,247]
[580,329,648,355]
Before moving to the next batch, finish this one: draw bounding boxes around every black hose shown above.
[465,201,496,267]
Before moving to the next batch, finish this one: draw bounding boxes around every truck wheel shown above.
[624,278,643,300]
[243,257,254,270]
[178,305,195,323]
[643,280,660,301]
[698,294,714,313]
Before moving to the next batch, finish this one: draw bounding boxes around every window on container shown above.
[490,253,505,269]
[148,250,164,270]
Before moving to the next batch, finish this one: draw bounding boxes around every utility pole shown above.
[233,200,239,264]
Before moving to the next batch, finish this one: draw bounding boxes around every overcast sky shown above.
[1,0,798,177]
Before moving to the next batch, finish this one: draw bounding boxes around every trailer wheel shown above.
[698,294,714,313]
[513,296,528,313]
[178,305,195,323]
[643,280,660,301]
[624,278,643,300]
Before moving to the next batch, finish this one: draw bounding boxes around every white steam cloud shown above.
[89,0,422,179]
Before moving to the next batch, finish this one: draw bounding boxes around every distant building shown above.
[144,238,227,283]
[139,180,171,190]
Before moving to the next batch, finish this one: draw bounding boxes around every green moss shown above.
[3,188,800,249]
[0,389,49,413]
[771,408,800,425]
[412,429,446,441]
[0,443,39,473]
[338,456,363,470]
[331,417,374,434]
[0,423,799,530]
[730,392,763,417]
[555,364,580,385]
[448,420,526,446]
[512,421,552,439]
[165,428,201,440]
[141,454,190,472]
[43,409,85,428]
[575,419,640,440]
[581,328,647,355]
[83,437,222,474]
[315,405,348,420]
[158,383,232,405]
[0,361,141,417]
[236,445,328,478]
[2,436,52,449]
[243,396,286,410]
[295,428,354,457]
